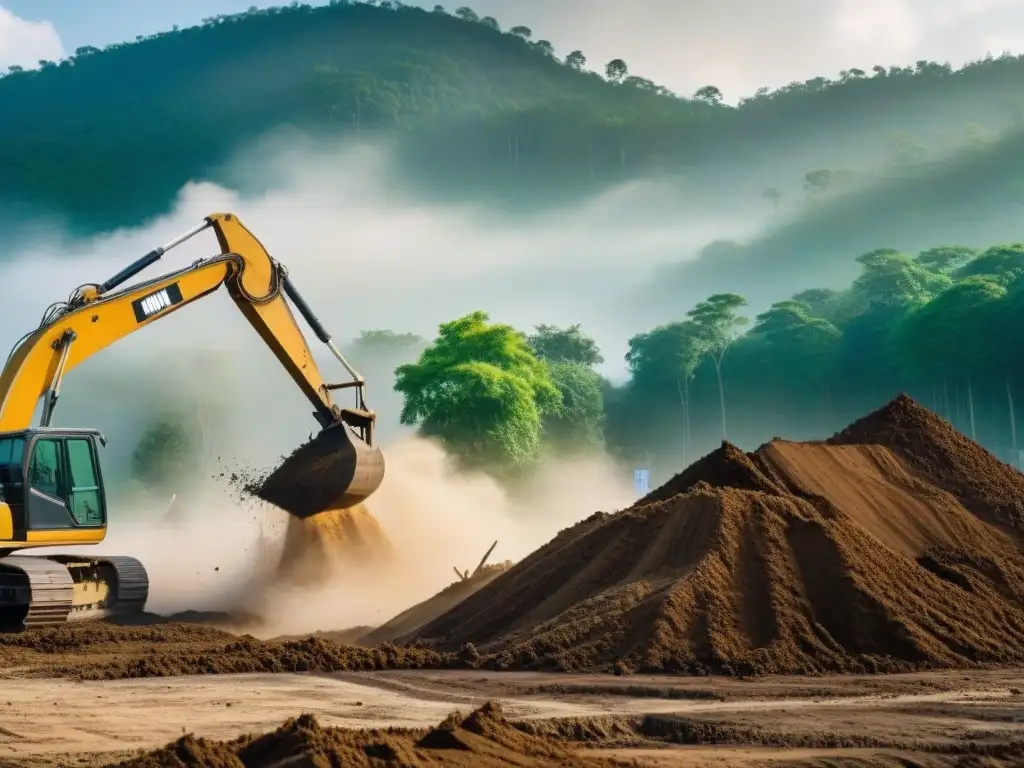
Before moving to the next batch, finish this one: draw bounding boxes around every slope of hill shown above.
[6,1,1024,234]
[639,126,1024,321]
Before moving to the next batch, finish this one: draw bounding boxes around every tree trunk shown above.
[967,375,977,441]
[1007,376,1019,468]
[675,375,687,468]
[714,358,727,441]
[684,375,691,461]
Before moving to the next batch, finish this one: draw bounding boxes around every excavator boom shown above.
[0,213,385,629]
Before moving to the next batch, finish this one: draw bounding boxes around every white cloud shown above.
[0,5,63,71]
[447,0,1024,101]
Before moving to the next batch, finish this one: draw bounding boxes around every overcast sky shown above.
[2,0,1024,99]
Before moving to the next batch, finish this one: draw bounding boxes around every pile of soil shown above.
[109,702,604,767]
[360,561,515,646]
[0,620,453,680]
[274,503,395,587]
[829,393,1024,533]
[408,394,1024,675]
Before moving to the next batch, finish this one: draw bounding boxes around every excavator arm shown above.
[0,213,384,518]
[0,213,371,435]
[0,212,382,630]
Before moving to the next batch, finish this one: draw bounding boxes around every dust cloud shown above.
[5,136,658,634]
[38,434,633,637]
[237,437,634,637]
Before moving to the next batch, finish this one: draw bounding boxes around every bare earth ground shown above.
[0,667,1021,767]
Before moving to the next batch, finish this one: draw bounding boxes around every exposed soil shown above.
[0,620,454,681]
[829,393,1024,534]
[107,701,606,768]
[408,395,1024,676]
[360,562,515,647]
[13,669,1013,768]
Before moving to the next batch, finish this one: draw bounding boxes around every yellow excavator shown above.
[0,213,385,631]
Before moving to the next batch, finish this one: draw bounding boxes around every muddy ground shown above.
[0,667,1020,766]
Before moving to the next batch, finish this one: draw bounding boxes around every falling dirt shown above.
[406,395,1024,676]
[107,702,608,768]
[273,503,396,588]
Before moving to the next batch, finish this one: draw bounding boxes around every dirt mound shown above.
[360,562,514,646]
[829,392,1024,534]
[639,440,783,504]
[108,702,603,767]
[275,503,395,587]
[409,395,1024,675]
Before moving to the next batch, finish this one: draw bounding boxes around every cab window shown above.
[66,439,103,525]
[0,437,24,483]
[28,439,62,498]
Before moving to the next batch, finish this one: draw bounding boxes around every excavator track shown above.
[0,555,149,631]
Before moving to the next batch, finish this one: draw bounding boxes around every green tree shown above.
[791,288,839,319]
[955,244,1024,285]
[509,25,532,39]
[542,362,605,452]
[454,6,478,22]
[394,311,560,469]
[532,40,555,57]
[750,300,843,423]
[849,249,952,309]
[694,85,723,104]
[564,50,586,70]
[605,58,628,83]
[527,323,603,366]
[915,245,978,274]
[687,294,748,440]
[131,414,198,494]
[624,321,706,466]
[896,277,1006,440]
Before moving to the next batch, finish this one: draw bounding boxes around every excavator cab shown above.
[0,428,108,548]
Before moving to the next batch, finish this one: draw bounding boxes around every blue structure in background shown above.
[634,468,650,496]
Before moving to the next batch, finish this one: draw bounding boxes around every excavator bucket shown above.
[254,418,385,519]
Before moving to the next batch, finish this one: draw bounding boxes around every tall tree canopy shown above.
[527,323,603,366]
[394,311,560,468]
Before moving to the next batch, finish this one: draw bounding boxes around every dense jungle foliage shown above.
[6,0,1024,234]
[392,242,1024,483]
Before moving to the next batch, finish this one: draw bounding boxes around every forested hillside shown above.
[5,0,1024,235]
